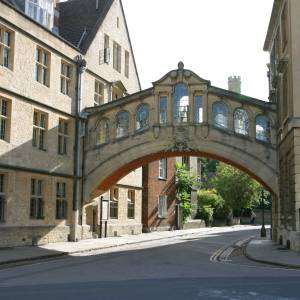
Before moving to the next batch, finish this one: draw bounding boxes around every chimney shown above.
[96,0,99,10]
[228,76,241,94]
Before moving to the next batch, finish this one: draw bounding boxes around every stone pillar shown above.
[188,90,195,124]
[167,91,173,126]
[70,210,80,242]
[153,92,159,125]
[202,90,209,124]
[190,187,198,219]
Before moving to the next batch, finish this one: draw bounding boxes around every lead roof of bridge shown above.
[85,64,276,116]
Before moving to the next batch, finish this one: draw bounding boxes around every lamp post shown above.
[260,189,266,237]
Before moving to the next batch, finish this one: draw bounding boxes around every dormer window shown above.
[25,0,54,29]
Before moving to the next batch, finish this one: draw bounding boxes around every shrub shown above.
[197,189,226,220]
[199,205,214,226]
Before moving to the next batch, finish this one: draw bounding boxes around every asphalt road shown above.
[0,228,299,300]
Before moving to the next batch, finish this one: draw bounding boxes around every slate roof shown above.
[57,0,113,51]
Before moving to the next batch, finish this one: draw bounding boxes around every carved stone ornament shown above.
[153,126,160,139]
[166,139,192,152]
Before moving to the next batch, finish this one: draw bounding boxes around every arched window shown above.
[256,115,271,142]
[116,111,129,138]
[234,108,249,135]
[174,83,189,124]
[96,119,109,145]
[136,104,149,131]
[213,102,228,129]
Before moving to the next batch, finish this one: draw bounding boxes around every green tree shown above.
[175,163,196,222]
[211,163,261,217]
[197,189,227,224]
[200,158,219,188]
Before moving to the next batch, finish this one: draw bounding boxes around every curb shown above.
[0,228,217,269]
[0,252,67,270]
[243,238,300,269]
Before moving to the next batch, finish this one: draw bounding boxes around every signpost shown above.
[260,189,266,237]
[100,196,109,238]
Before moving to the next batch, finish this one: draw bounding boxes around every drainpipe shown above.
[71,55,86,242]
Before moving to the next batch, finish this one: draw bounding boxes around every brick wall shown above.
[142,158,176,231]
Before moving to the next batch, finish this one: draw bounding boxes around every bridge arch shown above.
[84,63,278,201]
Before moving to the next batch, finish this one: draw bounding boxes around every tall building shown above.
[0,0,142,247]
[264,0,300,251]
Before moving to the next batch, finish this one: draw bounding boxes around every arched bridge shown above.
[84,63,278,200]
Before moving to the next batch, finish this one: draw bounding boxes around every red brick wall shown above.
[142,158,176,231]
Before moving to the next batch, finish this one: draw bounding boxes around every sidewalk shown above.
[0,225,253,268]
[1,226,300,269]
[245,237,300,268]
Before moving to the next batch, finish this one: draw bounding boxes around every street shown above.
[0,227,299,300]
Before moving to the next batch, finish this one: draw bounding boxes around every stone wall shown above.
[0,225,70,248]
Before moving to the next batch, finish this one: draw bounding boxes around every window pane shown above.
[0,119,6,140]
[136,104,149,130]
[4,31,10,46]
[256,115,270,142]
[213,102,228,129]
[158,195,167,218]
[195,96,203,123]
[3,48,10,68]
[159,158,167,179]
[234,109,249,135]
[159,96,167,125]
[174,83,189,124]
[0,174,4,193]
[116,112,129,137]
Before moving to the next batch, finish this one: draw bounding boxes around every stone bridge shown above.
[84,63,278,201]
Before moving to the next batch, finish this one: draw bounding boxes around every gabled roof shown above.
[57,0,113,51]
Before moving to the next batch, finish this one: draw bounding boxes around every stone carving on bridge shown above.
[166,139,192,153]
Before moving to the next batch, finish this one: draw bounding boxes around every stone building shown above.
[0,0,142,247]
[264,0,300,251]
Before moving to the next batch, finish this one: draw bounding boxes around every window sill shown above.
[114,134,129,142]
[212,125,232,135]
[0,138,10,144]
[60,92,72,98]
[0,65,13,72]
[233,132,251,141]
[158,177,167,181]
[35,80,49,88]
[33,147,47,152]
[94,141,110,149]
[134,127,149,136]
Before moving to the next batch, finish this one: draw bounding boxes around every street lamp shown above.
[260,189,266,237]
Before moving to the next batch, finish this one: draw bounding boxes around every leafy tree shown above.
[197,189,226,220]
[211,163,261,217]
[200,158,219,188]
[175,163,196,222]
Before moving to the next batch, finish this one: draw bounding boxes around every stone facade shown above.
[264,0,300,251]
[0,0,142,247]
